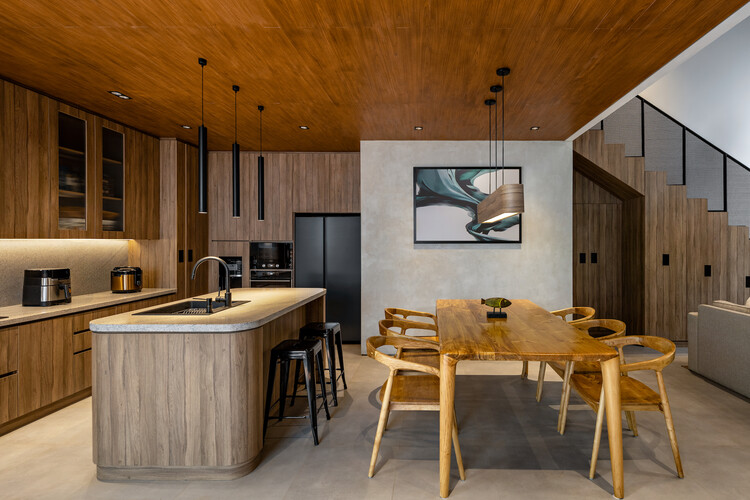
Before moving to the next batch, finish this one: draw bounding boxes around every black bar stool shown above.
[294,322,348,406]
[263,338,331,445]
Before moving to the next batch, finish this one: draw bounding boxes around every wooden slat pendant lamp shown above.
[477,67,524,224]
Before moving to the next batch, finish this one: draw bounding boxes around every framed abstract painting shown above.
[413,167,522,244]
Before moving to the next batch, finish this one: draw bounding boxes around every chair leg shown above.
[290,360,302,407]
[452,409,465,481]
[521,360,528,379]
[536,362,547,402]
[369,371,395,477]
[302,353,319,445]
[589,387,606,480]
[324,333,338,406]
[656,372,684,478]
[278,358,290,421]
[316,348,331,420]
[335,329,348,390]
[625,411,638,437]
[558,361,574,435]
[263,353,278,439]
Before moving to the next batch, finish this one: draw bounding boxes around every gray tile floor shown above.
[1,346,748,499]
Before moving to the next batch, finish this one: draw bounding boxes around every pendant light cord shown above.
[201,65,204,125]
[494,89,499,191]
[234,89,237,143]
[501,73,506,186]
[488,100,492,172]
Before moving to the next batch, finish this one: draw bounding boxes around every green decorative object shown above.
[481,297,511,319]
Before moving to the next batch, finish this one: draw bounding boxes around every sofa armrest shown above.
[687,312,699,372]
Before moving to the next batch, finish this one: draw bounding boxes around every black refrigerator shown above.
[295,215,361,343]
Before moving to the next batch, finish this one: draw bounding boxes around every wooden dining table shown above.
[436,299,624,498]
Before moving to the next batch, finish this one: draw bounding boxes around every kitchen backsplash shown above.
[0,239,128,307]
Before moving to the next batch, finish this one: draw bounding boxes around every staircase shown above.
[572,127,750,342]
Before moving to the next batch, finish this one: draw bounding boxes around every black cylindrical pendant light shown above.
[257,105,265,221]
[198,57,208,214]
[232,85,240,218]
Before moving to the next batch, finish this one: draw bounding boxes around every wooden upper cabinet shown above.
[123,128,160,240]
[100,123,125,236]
[56,108,91,237]
[0,79,160,239]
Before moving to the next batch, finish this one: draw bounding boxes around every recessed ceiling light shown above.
[180,124,192,129]
[530,126,540,131]
[299,125,309,130]
[109,90,132,99]
[414,126,423,131]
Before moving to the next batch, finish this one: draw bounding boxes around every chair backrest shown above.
[550,306,596,323]
[602,335,676,373]
[573,319,626,340]
[379,318,439,337]
[384,307,438,326]
[366,335,440,377]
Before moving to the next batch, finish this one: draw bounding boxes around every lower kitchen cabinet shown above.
[0,374,18,425]
[18,316,74,415]
[72,350,92,394]
[1,293,174,435]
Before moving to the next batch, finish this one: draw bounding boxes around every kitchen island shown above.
[89,288,325,481]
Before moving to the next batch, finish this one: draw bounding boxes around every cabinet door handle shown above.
[188,249,193,262]
[178,250,184,263]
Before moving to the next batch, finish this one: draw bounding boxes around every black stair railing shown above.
[590,96,750,230]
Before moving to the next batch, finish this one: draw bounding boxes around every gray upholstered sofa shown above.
[688,299,750,398]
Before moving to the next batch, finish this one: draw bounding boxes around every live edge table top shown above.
[436,299,618,363]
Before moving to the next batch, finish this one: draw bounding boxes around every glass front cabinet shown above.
[58,112,87,230]
[57,112,126,235]
[101,128,124,232]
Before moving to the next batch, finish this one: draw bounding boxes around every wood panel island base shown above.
[89,288,326,481]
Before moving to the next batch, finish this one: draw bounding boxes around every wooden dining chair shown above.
[520,306,596,379]
[537,319,626,434]
[379,318,440,368]
[366,335,465,480]
[571,336,684,480]
[384,307,438,329]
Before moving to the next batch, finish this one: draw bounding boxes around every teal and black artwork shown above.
[413,167,522,243]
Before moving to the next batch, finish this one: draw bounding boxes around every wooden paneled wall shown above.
[0,78,160,239]
[207,151,360,288]
[574,130,750,341]
[573,172,624,321]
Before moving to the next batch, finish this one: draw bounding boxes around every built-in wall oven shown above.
[218,256,243,290]
[250,241,293,288]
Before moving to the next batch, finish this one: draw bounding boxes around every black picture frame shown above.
[413,166,522,244]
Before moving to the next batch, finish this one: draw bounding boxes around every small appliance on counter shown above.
[22,268,72,306]
[111,266,143,293]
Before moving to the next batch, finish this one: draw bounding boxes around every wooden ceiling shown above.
[0,1,745,151]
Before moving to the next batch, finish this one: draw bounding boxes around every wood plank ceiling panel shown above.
[0,0,745,151]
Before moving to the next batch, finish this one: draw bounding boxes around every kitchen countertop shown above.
[0,288,176,328]
[90,288,326,333]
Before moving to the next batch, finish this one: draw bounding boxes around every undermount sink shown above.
[134,299,249,316]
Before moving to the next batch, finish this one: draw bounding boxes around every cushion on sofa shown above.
[712,300,750,315]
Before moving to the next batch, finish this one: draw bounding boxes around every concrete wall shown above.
[0,239,128,307]
[360,140,572,350]
[640,15,750,166]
